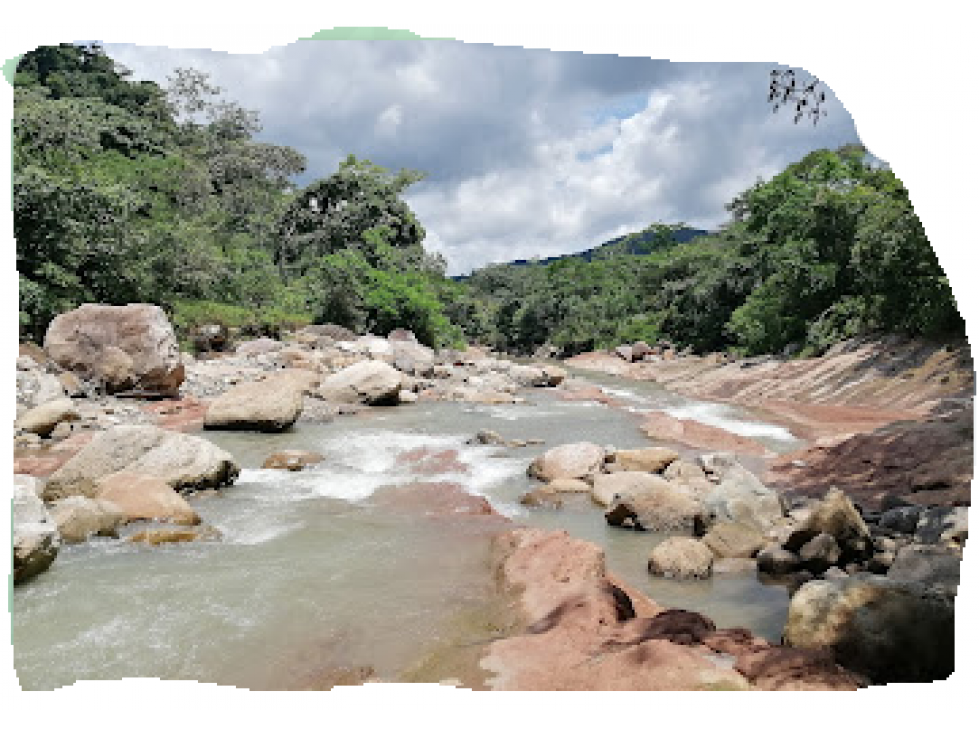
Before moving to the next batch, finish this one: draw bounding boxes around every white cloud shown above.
[104,41,863,274]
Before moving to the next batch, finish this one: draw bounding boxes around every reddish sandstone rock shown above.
[481,529,751,691]
[734,646,866,691]
[372,481,502,520]
[640,411,772,457]
[396,447,469,475]
[95,472,201,525]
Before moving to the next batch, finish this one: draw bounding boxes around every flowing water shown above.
[13,371,805,690]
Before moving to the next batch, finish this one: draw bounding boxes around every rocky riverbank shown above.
[11,303,971,689]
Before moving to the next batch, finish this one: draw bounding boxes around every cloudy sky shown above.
[105,40,863,274]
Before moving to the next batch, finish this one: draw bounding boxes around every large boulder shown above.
[316,360,404,406]
[784,576,955,683]
[204,374,304,432]
[349,336,395,362]
[601,474,705,531]
[49,496,126,543]
[43,425,239,501]
[788,488,872,563]
[756,544,800,576]
[591,471,667,508]
[663,458,713,496]
[886,544,962,593]
[95,472,202,526]
[15,398,79,437]
[702,522,767,559]
[699,454,784,531]
[915,506,968,546]
[391,340,436,377]
[16,367,67,409]
[609,447,679,473]
[13,475,60,584]
[528,442,606,482]
[44,304,185,396]
[648,538,714,580]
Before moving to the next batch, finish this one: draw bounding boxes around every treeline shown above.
[462,147,965,357]
[14,44,965,357]
[14,43,459,347]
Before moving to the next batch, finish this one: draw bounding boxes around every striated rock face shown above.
[528,442,606,483]
[316,360,404,405]
[767,402,973,509]
[783,576,955,683]
[13,475,61,584]
[95,472,202,526]
[648,538,714,580]
[204,374,304,432]
[43,425,239,501]
[567,337,973,414]
[44,303,185,396]
[640,411,772,457]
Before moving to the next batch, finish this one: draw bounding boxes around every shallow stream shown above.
[13,370,804,690]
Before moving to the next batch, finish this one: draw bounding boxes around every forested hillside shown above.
[13,44,965,357]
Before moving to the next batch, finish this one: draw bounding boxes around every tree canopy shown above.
[14,44,964,356]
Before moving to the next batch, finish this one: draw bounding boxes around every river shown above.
[13,368,804,690]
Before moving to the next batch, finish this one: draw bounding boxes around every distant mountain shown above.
[456,225,710,279]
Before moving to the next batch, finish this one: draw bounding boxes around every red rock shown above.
[372,481,502,520]
[734,646,867,691]
[640,411,772,457]
[396,447,469,475]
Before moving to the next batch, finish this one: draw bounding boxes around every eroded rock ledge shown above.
[479,527,865,691]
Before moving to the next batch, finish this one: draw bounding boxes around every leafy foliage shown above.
[13,44,964,359]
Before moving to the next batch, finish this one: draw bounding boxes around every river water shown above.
[13,370,804,690]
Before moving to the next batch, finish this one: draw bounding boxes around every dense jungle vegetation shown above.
[13,43,965,356]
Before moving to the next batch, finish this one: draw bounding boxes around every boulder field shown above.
[11,305,968,688]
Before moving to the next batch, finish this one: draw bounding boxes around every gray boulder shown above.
[698,453,784,531]
[13,475,60,584]
[44,425,239,501]
[316,360,405,405]
[887,544,961,593]
[204,374,304,432]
